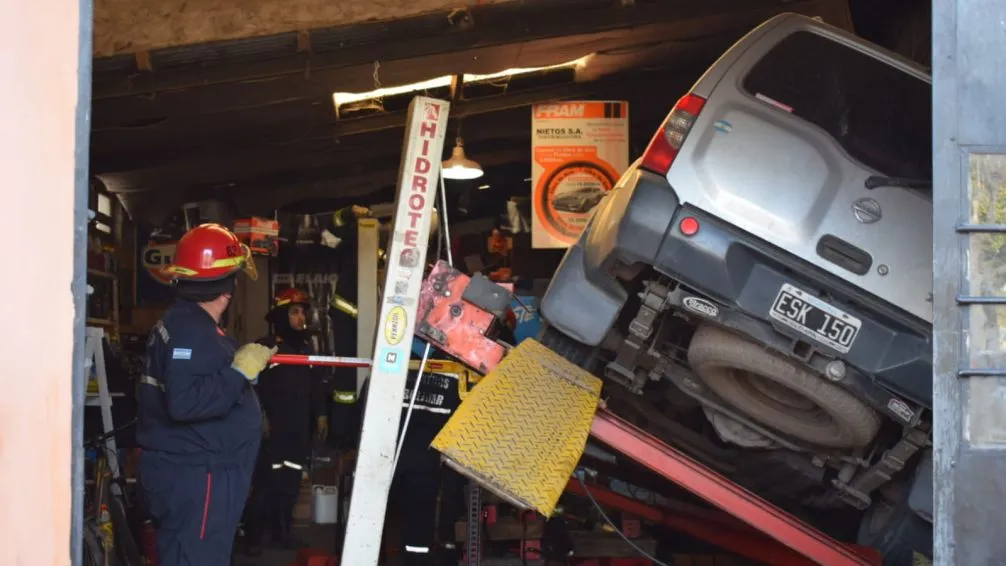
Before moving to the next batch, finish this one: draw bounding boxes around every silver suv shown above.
[540,13,932,563]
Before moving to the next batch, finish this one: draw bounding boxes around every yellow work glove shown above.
[231,343,278,382]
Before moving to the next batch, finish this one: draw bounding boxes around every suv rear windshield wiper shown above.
[865,175,933,190]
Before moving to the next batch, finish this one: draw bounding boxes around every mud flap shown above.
[430,338,602,516]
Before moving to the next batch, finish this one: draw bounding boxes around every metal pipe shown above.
[270,354,371,368]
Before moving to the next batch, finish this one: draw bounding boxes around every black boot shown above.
[243,534,264,557]
[403,551,431,566]
[434,543,461,566]
[272,514,309,550]
[243,519,265,556]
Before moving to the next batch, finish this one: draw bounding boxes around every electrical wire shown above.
[575,473,672,566]
[391,167,453,474]
[392,339,432,472]
[438,163,454,267]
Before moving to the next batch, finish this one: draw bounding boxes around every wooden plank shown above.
[92,0,820,91]
[568,531,658,558]
[93,0,513,57]
[453,517,546,542]
[90,0,853,129]
[90,19,720,125]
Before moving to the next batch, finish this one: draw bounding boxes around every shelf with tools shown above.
[86,180,122,338]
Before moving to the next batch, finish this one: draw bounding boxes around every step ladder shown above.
[84,326,124,480]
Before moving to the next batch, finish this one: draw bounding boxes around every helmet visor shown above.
[240,244,258,281]
[215,244,258,281]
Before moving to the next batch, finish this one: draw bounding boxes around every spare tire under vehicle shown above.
[687,323,881,449]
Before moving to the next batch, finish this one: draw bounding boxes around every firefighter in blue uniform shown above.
[375,320,518,566]
[243,288,329,555]
[136,223,276,566]
[353,338,463,566]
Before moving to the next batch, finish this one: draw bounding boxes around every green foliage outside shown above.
[968,154,1006,362]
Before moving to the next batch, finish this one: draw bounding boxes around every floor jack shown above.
[269,259,882,566]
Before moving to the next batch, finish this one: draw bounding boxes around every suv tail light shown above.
[639,93,706,176]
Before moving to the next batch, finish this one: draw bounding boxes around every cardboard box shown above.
[234,217,280,256]
[292,481,313,525]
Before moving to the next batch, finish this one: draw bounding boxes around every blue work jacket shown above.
[136,299,262,466]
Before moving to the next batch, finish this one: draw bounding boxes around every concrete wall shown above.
[0,0,88,563]
[94,0,512,57]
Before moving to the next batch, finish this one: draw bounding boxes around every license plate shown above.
[769,283,862,354]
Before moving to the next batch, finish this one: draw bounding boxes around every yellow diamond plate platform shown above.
[430,338,602,516]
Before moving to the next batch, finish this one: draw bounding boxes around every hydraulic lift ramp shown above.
[341,95,450,566]
[433,338,878,566]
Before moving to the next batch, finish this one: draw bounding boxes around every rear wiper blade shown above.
[865,175,932,190]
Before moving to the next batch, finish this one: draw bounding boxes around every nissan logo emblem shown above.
[852,197,882,224]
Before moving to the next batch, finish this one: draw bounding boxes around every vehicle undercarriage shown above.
[540,269,932,539]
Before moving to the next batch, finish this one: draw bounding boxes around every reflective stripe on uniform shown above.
[271,461,304,471]
[404,546,429,554]
[154,321,170,344]
[141,375,165,391]
[333,390,357,404]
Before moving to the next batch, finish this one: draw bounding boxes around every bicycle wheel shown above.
[82,522,105,566]
[109,492,143,566]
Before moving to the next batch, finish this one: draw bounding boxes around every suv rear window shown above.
[742,31,932,182]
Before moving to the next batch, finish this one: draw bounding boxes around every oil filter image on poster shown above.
[530,101,629,249]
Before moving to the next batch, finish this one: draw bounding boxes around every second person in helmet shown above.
[243,288,330,555]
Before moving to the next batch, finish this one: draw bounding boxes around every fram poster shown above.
[530,101,629,249]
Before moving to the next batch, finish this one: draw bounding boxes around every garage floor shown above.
[232,521,414,566]
[233,524,338,566]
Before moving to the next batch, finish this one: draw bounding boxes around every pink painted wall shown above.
[0,0,79,563]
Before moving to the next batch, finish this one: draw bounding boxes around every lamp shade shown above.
[442,141,484,180]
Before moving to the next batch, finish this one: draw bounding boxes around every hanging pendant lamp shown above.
[441,137,484,180]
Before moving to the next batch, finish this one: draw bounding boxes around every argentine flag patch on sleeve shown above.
[172,348,193,360]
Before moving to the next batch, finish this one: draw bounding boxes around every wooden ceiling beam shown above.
[89,0,846,128]
[92,0,806,98]
[91,69,687,175]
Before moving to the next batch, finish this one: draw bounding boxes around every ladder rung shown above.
[955,223,1006,233]
[957,295,1006,305]
[959,369,1006,377]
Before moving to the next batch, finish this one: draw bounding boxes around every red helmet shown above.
[272,288,311,310]
[161,223,257,282]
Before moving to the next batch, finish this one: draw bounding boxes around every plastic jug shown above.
[312,485,339,524]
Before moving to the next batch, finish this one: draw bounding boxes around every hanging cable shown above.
[393,341,433,472]
[575,473,672,566]
[438,167,454,266]
[391,166,453,474]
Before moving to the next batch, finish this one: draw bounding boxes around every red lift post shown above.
[564,480,836,566]
[589,410,881,566]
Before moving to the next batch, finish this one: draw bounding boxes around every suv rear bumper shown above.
[540,167,933,407]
